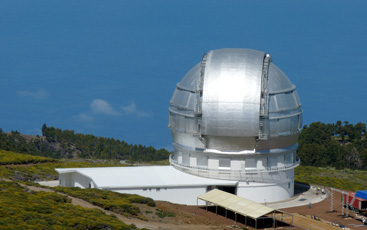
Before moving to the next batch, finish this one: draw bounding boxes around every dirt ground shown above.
[282,191,366,230]
[152,199,365,230]
[150,188,367,230]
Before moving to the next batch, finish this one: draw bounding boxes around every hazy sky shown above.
[1,1,366,150]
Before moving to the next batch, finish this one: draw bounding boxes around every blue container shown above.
[355,190,367,200]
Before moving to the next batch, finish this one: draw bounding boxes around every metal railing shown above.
[169,154,300,174]
[170,156,300,183]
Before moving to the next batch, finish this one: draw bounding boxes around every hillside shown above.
[0,124,170,162]
[297,121,367,170]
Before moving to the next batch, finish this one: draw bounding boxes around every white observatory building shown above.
[168,48,302,202]
[56,48,302,205]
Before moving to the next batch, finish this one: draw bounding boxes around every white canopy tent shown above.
[198,189,293,229]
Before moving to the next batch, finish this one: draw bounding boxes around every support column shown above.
[346,193,349,217]
[330,188,334,212]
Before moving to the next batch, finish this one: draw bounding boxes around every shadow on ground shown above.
[294,182,311,195]
[199,206,293,229]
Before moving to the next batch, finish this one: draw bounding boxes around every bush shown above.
[155,209,176,218]
[0,156,124,182]
[0,181,136,229]
[0,150,56,165]
[53,187,156,216]
[295,165,367,191]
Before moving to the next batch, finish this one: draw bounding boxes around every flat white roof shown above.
[198,189,275,219]
[56,166,238,189]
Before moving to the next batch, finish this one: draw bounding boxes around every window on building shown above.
[245,158,257,168]
[219,158,230,169]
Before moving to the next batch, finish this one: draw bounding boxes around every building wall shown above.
[237,180,293,203]
[58,171,210,205]
[73,172,92,188]
[59,173,72,187]
[236,169,295,203]
[58,168,294,205]
[111,186,208,205]
[59,172,93,189]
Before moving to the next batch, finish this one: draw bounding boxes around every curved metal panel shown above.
[170,89,192,109]
[201,49,265,137]
[274,92,298,111]
[176,63,200,92]
[268,63,294,94]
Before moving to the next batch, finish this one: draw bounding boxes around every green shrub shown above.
[155,209,176,218]
[295,165,367,191]
[0,157,124,182]
[0,150,56,165]
[53,187,156,216]
[0,181,136,229]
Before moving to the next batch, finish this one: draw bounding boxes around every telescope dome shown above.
[169,48,302,202]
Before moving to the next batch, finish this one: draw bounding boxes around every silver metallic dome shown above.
[169,48,302,185]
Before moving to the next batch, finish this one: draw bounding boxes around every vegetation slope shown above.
[297,121,367,170]
[0,181,136,230]
[0,150,162,229]
[0,124,170,162]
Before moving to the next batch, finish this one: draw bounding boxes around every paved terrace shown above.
[267,183,327,209]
